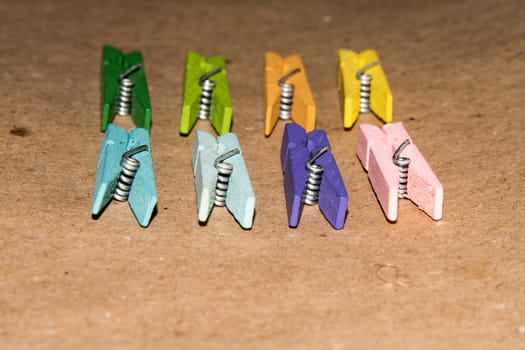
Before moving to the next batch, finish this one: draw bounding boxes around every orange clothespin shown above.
[264,52,316,136]
[338,49,392,129]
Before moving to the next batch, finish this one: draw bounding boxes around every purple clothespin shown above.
[281,123,348,229]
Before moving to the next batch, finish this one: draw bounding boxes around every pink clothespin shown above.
[357,122,443,221]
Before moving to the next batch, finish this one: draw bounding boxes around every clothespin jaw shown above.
[101,45,152,132]
[192,131,255,229]
[338,49,392,128]
[92,124,158,227]
[356,122,443,221]
[281,123,348,229]
[264,52,316,136]
[180,51,232,136]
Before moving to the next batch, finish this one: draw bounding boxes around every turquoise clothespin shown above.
[92,124,157,227]
[192,131,255,229]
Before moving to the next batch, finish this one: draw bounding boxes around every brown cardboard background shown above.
[1,0,524,348]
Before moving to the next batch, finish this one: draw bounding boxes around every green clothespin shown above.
[180,51,232,136]
[101,45,152,132]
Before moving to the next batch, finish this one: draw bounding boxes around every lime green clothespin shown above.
[101,45,152,132]
[180,51,232,136]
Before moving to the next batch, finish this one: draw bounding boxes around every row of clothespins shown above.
[92,46,444,229]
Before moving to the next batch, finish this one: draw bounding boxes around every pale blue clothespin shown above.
[192,131,255,229]
[92,124,158,227]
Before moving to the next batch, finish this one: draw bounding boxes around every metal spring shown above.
[355,61,379,114]
[116,79,135,116]
[303,146,329,206]
[392,139,411,199]
[113,145,149,201]
[278,68,301,120]
[213,148,240,207]
[115,64,143,116]
[358,73,372,113]
[198,67,222,120]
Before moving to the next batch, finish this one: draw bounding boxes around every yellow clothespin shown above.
[264,52,316,136]
[338,49,392,129]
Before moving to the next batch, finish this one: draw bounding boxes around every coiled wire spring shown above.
[303,146,329,205]
[113,145,149,201]
[278,68,301,120]
[355,61,378,114]
[392,139,411,199]
[198,67,222,120]
[213,148,240,207]
[116,64,143,116]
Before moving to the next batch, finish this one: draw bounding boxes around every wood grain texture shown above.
[0,0,524,348]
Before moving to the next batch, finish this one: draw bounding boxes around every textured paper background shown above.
[1,0,524,348]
